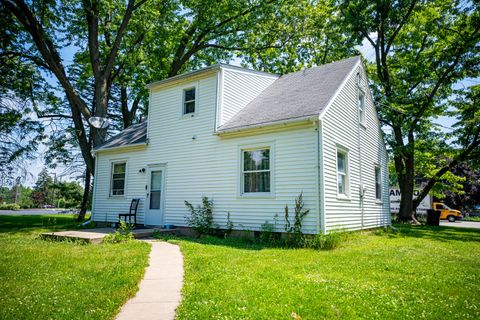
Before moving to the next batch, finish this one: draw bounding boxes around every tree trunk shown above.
[398,169,415,222]
[394,147,419,223]
[77,167,91,221]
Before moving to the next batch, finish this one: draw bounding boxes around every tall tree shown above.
[340,0,480,221]
[1,0,151,220]
[2,0,354,221]
[32,168,54,206]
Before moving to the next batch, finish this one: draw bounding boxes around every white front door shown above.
[145,167,164,226]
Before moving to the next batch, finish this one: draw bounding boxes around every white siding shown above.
[218,67,277,127]
[321,64,390,231]
[93,145,149,224]
[94,72,320,233]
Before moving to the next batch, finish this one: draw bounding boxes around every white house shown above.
[91,56,390,233]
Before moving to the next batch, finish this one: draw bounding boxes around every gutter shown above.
[92,140,148,154]
[146,65,220,89]
[215,115,318,135]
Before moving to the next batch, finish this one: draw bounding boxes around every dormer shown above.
[215,65,278,129]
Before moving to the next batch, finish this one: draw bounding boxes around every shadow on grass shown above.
[0,214,83,234]
[383,224,480,243]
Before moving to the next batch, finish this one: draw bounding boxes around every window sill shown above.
[375,200,383,205]
[109,195,125,199]
[180,113,196,119]
[336,194,351,201]
[359,122,367,129]
[238,193,275,199]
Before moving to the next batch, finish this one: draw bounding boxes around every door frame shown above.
[145,164,166,226]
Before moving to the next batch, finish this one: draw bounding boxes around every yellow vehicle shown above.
[433,202,463,222]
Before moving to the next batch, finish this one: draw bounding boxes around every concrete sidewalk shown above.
[116,240,184,320]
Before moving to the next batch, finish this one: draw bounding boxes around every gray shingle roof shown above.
[218,56,361,132]
[94,121,148,151]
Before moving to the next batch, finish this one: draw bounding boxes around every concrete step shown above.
[41,227,178,244]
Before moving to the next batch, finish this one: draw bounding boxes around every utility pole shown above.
[53,173,57,208]
[14,176,21,204]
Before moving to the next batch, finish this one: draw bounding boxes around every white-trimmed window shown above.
[358,91,365,125]
[111,162,126,196]
[337,149,349,196]
[375,166,382,200]
[183,87,196,115]
[242,148,271,194]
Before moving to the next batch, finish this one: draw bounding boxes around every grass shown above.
[171,225,480,320]
[463,216,480,222]
[0,214,150,320]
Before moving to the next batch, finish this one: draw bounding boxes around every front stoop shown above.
[40,228,177,244]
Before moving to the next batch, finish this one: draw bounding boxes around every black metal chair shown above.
[118,198,141,226]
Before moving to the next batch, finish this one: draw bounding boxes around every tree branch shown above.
[413,130,480,209]
[0,51,51,70]
[2,0,91,119]
[385,0,417,54]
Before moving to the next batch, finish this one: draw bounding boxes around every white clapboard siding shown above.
[93,145,149,224]
[94,72,320,233]
[321,64,390,232]
[219,67,278,127]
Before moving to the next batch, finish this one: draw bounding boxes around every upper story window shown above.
[375,166,382,200]
[358,92,365,125]
[183,87,196,115]
[337,149,349,197]
[111,161,126,196]
[242,148,271,194]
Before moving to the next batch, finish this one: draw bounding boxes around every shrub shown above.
[224,212,234,237]
[0,203,20,210]
[57,198,66,208]
[184,196,217,236]
[284,193,310,246]
[103,221,134,243]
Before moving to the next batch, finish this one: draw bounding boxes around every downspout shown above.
[314,121,321,234]
[356,69,365,229]
[318,120,327,234]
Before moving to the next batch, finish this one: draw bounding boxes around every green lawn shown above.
[0,215,150,320]
[173,225,480,319]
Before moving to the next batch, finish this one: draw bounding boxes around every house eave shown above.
[146,66,220,90]
[146,64,277,90]
[92,141,148,154]
[215,115,319,135]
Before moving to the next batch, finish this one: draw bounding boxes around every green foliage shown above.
[0,203,20,210]
[284,192,310,246]
[303,231,343,250]
[259,220,280,244]
[224,212,234,237]
[184,197,217,236]
[463,216,480,222]
[103,221,135,244]
[31,168,54,207]
[52,181,84,208]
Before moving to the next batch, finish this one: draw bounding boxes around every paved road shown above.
[0,209,78,215]
[440,221,480,229]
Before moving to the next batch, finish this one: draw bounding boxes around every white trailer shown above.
[389,189,432,214]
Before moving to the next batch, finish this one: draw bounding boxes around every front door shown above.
[145,167,164,226]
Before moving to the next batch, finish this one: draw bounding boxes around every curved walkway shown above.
[116,240,184,320]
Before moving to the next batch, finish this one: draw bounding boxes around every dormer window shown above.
[183,87,196,115]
